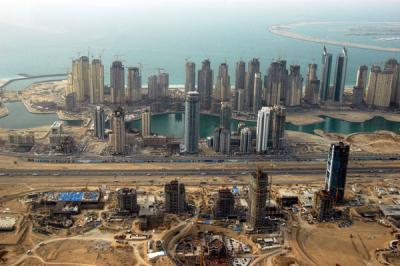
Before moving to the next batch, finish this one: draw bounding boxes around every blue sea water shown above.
[0,6,399,86]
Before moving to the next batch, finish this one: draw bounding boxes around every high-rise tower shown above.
[286,65,303,107]
[248,168,269,230]
[72,56,90,103]
[185,61,196,93]
[215,63,231,101]
[320,46,333,102]
[245,58,260,110]
[332,48,348,103]
[94,106,105,139]
[184,91,200,153]
[141,107,151,137]
[111,107,126,154]
[110,61,125,104]
[89,59,104,104]
[325,142,350,202]
[165,180,186,214]
[197,59,213,110]
[127,67,142,102]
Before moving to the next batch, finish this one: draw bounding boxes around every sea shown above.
[0,6,399,86]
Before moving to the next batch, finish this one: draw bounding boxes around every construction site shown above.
[0,164,398,265]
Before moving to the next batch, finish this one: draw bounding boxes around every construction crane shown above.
[114,54,124,61]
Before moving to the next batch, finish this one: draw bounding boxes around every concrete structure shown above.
[117,188,139,213]
[313,190,333,220]
[220,101,232,131]
[71,56,90,103]
[147,75,158,100]
[256,107,271,153]
[285,65,303,106]
[270,105,286,150]
[111,107,126,155]
[89,59,104,104]
[141,107,151,137]
[240,127,253,154]
[213,127,222,152]
[165,180,186,214]
[384,58,400,106]
[367,65,394,108]
[366,65,381,106]
[213,188,235,219]
[235,61,246,110]
[184,91,200,154]
[50,121,63,135]
[332,48,348,103]
[65,92,77,112]
[215,63,231,101]
[157,72,169,98]
[219,129,231,155]
[320,46,333,102]
[325,142,350,202]
[256,105,286,153]
[245,58,260,110]
[94,106,105,139]
[8,132,35,150]
[304,64,320,104]
[248,168,269,230]
[264,60,288,106]
[110,61,125,104]
[197,59,213,110]
[352,86,364,106]
[236,89,245,112]
[49,124,74,154]
[127,67,142,102]
[185,61,196,93]
[253,72,263,113]
[355,65,368,93]
[0,217,16,231]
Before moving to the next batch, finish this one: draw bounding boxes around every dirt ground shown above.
[294,221,392,266]
[346,131,400,154]
[287,110,400,125]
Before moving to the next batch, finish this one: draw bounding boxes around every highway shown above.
[0,165,398,177]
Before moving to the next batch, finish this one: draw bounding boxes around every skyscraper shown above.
[245,58,260,110]
[256,107,271,153]
[248,168,269,230]
[213,188,235,219]
[320,46,332,102]
[110,61,125,104]
[220,101,232,131]
[94,105,105,139]
[366,66,393,108]
[215,63,231,101]
[197,59,213,110]
[117,188,139,213]
[127,67,142,102]
[353,65,368,106]
[111,107,126,155]
[256,105,286,153]
[165,180,186,214]
[236,89,245,112]
[253,72,263,113]
[235,61,246,110]
[263,60,288,106]
[285,65,303,107]
[384,58,400,106]
[219,129,231,155]
[240,127,253,154]
[325,142,350,202]
[141,107,151,137]
[270,105,286,150]
[157,72,169,98]
[304,64,320,105]
[184,91,200,153]
[185,61,196,93]
[147,75,158,100]
[89,59,104,104]
[72,56,90,103]
[366,65,381,106]
[332,47,348,103]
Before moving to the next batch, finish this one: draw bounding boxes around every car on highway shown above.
[52,173,60,176]
[32,173,38,176]
[0,173,7,176]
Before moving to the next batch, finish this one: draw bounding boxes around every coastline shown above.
[0,104,9,118]
[268,22,400,53]
[287,110,400,126]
